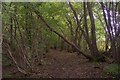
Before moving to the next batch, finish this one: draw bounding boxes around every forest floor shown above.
[2,49,114,78]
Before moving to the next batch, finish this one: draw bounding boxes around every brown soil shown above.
[2,49,114,78]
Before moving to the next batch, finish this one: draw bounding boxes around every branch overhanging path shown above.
[32,7,93,60]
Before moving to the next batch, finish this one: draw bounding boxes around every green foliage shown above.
[103,64,120,75]
[3,73,13,78]
[2,2,119,63]
[2,54,12,66]
[117,16,120,22]
[2,2,106,51]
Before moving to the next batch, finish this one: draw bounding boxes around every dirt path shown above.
[31,49,112,78]
[3,49,113,78]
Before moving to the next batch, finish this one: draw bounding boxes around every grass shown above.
[2,73,14,78]
[103,63,120,75]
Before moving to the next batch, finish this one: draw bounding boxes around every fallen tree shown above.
[32,7,103,61]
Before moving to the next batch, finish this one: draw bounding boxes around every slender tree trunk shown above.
[66,17,75,52]
[83,2,93,54]
[105,35,109,51]
[69,2,104,61]
[87,2,100,58]
[100,2,119,63]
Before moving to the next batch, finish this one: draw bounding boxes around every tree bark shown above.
[87,2,100,58]
[100,2,119,63]
[69,2,104,61]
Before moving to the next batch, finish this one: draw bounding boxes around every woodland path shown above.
[3,49,113,78]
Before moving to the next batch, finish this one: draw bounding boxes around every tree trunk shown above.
[87,2,100,58]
